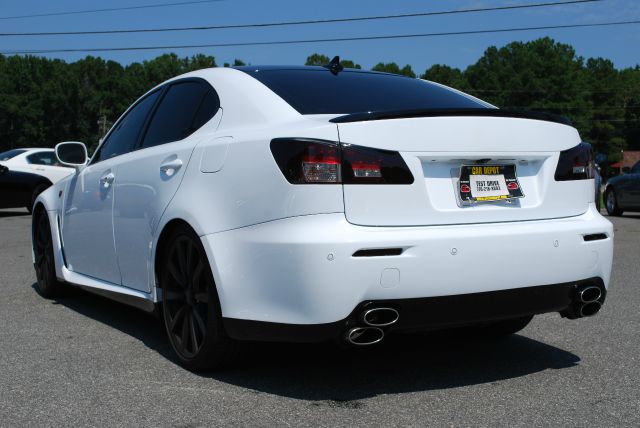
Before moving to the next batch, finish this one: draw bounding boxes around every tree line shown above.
[1,37,638,166]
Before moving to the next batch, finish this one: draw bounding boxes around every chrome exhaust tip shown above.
[345,327,384,346]
[580,301,602,317]
[578,286,602,304]
[362,307,399,327]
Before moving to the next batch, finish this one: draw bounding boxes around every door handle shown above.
[99,172,115,188]
[160,158,183,177]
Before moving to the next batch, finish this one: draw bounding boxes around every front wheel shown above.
[605,188,623,216]
[33,208,66,298]
[160,225,236,371]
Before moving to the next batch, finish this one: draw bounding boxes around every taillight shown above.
[270,138,413,185]
[341,144,413,184]
[554,142,594,181]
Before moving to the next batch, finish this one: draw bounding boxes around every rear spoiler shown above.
[329,108,573,126]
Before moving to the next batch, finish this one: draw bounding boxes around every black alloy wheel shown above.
[161,225,236,370]
[605,188,623,216]
[33,209,64,297]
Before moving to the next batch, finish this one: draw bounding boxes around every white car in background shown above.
[0,148,74,184]
[31,61,614,370]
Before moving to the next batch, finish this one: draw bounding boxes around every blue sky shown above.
[0,0,638,72]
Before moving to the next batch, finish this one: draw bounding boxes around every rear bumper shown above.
[201,203,613,328]
[222,278,606,343]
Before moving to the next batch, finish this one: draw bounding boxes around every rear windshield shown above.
[0,149,27,161]
[240,68,486,115]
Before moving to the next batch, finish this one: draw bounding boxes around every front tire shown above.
[33,208,65,298]
[160,225,236,371]
[605,188,623,216]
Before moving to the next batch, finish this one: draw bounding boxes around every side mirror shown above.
[55,142,88,169]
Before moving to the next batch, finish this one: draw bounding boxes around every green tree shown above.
[583,58,625,158]
[421,64,467,90]
[371,62,416,77]
[619,66,640,151]
[304,53,361,69]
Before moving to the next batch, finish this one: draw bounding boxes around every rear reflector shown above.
[270,138,413,185]
[555,142,594,181]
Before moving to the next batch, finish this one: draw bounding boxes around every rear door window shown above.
[27,151,58,166]
[141,81,219,149]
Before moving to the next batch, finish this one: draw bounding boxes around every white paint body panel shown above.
[338,117,589,226]
[203,205,612,324]
[31,67,614,329]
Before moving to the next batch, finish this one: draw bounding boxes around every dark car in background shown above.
[0,163,52,212]
[604,161,640,216]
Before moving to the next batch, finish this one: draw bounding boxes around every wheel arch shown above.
[154,218,192,292]
[153,218,223,307]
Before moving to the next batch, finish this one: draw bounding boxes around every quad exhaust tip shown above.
[580,301,602,317]
[345,327,384,346]
[578,285,602,304]
[362,307,400,327]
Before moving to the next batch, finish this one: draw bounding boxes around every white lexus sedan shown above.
[32,62,614,370]
[0,147,74,184]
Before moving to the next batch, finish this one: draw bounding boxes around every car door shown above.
[0,166,38,209]
[628,162,640,208]
[112,79,221,292]
[61,89,162,284]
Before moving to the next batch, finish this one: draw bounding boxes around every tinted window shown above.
[93,90,161,163]
[142,81,218,149]
[191,90,220,131]
[0,149,27,161]
[27,151,59,166]
[240,68,486,114]
[632,161,640,174]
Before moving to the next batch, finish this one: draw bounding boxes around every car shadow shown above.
[45,284,580,403]
[0,209,29,218]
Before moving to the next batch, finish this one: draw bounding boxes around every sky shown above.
[0,0,638,73]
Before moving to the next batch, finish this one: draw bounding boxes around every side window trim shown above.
[90,86,166,165]
[135,77,219,151]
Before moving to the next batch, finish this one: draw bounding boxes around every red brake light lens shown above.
[554,142,594,181]
[341,144,413,184]
[270,138,413,185]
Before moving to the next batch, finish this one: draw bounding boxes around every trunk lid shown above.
[337,116,592,227]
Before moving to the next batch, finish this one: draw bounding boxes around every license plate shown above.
[459,164,524,202]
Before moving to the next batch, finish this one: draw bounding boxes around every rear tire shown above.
[33,208,66,298]
[479,315,533,337]
[159,224,237,371]
[605,188,623,216]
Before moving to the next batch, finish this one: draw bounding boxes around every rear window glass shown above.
[240,68,486,114]
[0,149,27,161]
[27,151,59,166]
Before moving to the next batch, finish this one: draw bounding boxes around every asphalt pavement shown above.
[1,208,639,427]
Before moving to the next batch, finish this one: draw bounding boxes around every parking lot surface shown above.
[1,209,639,427]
